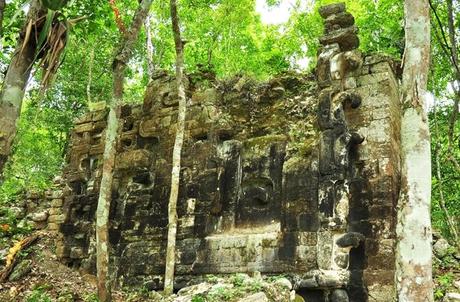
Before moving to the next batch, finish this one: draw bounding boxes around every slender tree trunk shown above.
[0,0,5,38]
[95,1,153,301]
[446,0,460,154]
[395,0,433,301]
[164,0,186,295]
[87,47,95,104]
[0,0,45,178]
[145,13,155,77]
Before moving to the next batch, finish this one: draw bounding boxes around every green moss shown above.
[261,239,273,248]
[243,134,287,151]
[283,155,315,173]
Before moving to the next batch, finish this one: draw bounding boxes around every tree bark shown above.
[145,13,155,77]
[395,0,433,301]
[87,47,95,104]
[446,0,460,155]
[164,0,186,295]
[0,0,5,38]
[95,1,153,301]
[0,0,45,178]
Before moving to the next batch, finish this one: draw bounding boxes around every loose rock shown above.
[274,277,292,290]
[238,292,268,302]
[434,238,452,258]
[444,292,460,302]
[30,211,48,222]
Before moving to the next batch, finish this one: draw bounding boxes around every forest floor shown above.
[0,230,459,301]
[0,232,104,302]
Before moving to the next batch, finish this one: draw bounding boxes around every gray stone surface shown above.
[434,238,452,258]
[30,211,48,222]
[330,289,349,302]
[238,292,268,302]
[444,293,460,302]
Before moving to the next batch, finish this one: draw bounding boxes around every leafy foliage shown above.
[431,105,460,241]
[26,285,53,302]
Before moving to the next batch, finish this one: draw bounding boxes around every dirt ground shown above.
[0,232,106,302]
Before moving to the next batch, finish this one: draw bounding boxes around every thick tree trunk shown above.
[0,0,44,178]
[95,1,153,301]
[164,0,186,295]
[395,0,433,301]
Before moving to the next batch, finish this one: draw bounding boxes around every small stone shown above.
[8,259,32,281]
[454,280,460,289]
[9,207,26,219]
[444,293,460,302]
[177,282,212,296]
[336,232,365,248]
[330,289,349,302]
[53,175,63,183]
[147,290,163,300]
[27,191,40,199]
[434,238,452,258]
[238,292,268,302]
[70,247,84,259]
[290,290,296,301]
[30,211,48,222]
[274,277,292,290]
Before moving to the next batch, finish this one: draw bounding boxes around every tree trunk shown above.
[87,47,95,104]
[95,1,153,301]
[145,13,155,77]
[164,0,186,295]
[0,0,5,38]
[0,0,45,178]
[395,0,433,301]
[446,0,460,158]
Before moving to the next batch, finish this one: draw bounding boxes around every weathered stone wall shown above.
[51,4,401,301]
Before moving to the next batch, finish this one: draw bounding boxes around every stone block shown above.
[48,222,59,231]
[319,3,346,18]
[320,26,359,51]
[51,198,63,207]
[49,207,61,215]
[30,211,48,222]
[48,214,65,223]
[117,149,152,170]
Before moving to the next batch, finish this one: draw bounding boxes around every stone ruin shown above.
[47,3,402,301]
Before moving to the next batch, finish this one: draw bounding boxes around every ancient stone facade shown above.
[52,4,401,301]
